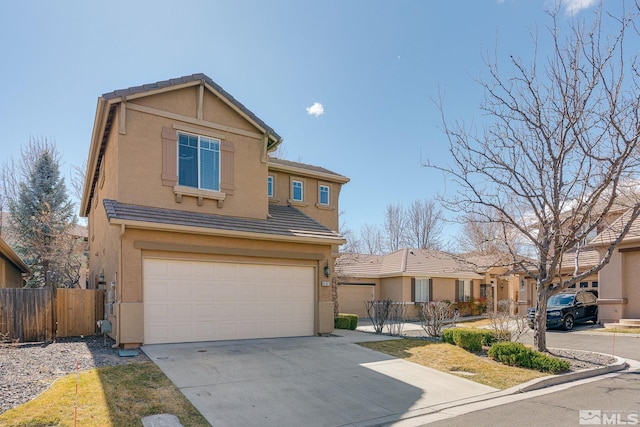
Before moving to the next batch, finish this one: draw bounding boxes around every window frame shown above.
[319,184,330,206]
[414,278,431,303]
[458,279,472,302]
[177,132,221,192]
[292,179,304,202]
[267,175,274,198]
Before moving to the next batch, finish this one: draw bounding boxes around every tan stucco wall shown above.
[379,276,407,301]
[430,278,453,302]
[269,171,343,232]
[117,90,269,220]
[622,251,640,318]
[597,248,625,322]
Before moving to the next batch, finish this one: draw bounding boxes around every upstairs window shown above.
[319,185,330,205]
[178,133,220,191]
[292,180,304,201]
[267,176,274,198]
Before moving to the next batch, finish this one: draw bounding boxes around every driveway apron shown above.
[142,331,497,427]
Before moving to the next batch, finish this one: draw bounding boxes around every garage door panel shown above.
[338,285,374,318]
[144,260,315,344]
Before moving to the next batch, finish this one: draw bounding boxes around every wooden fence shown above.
[0,288,105,342]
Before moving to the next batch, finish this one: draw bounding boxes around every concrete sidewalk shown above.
[142,330,497,427]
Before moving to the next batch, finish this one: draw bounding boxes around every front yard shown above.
[359,339,547,389]
[0,362,209,427]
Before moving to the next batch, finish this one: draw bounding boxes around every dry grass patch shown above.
[359,339,547,390]
[456,318,492,328]
[0,361,209,427]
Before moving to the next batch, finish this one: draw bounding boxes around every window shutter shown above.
[470,280,474,300]
[161,127,178,186]
[455,280,460,303]
[220,140,235,195]
[411,278,416,302]
[428,279,433,302]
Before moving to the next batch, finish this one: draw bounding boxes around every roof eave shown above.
[109,218,346,246]
[0,239,30,274]
[268,162,350,184]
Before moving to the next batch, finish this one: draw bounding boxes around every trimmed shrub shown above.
[334,316,351,329]
[335,313,358,330]
[442,328,499,352]
[442,328,456,345]
[488,342,570,374]
[453,329,483,352]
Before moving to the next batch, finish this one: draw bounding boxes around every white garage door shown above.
[143,259,315,344]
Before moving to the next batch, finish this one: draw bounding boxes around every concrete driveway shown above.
[142,330,497,427]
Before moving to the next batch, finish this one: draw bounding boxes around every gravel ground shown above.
[0,335,148,414]
[0,336,619,416]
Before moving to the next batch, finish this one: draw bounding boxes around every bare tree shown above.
[359,223,384,255]
[405,199,444,250]
[430,7,640,351]
[383,203,406,252]
[459,210,516,255]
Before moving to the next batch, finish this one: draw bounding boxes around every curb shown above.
[353,350,629,427]
[506,351,628,393]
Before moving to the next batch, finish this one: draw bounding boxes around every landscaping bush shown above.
[441,328,500,352]
[335,314,358,330]
[335,316,350,329]
[488,342,570,374]
[453,329,483,352]
[338,313,358,330]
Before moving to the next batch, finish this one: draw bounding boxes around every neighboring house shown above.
[591,208,640,324]
[335,249,485,318]
[0,236,29,288]
[1,213,88,288]
[80,73,348,347]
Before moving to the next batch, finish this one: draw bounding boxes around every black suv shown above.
[527,290,598,330]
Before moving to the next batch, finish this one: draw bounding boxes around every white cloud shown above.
[562,0,598,16]
[306,102,324,117]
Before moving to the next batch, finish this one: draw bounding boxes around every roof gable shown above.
[102,73,281,142]
[81,73,283,217]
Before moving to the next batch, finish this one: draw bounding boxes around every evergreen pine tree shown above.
[7,138,78,287]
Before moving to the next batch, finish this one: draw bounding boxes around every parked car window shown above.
[548,293,574,306]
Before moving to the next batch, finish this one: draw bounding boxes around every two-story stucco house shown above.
[80,74,348,347]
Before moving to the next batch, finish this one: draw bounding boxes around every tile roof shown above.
[336,248,484,279]
[268,157,347,179]
[103,199,344,243]
[101,73,282,141]
[590,207,640,246]
[560,248,600,269]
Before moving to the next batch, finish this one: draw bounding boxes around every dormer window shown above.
[292,180,304,202]
[267,175,274,198]
[178,133,220,191]
[319,185,330,205]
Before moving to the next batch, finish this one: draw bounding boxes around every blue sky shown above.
[0,0,627,241]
